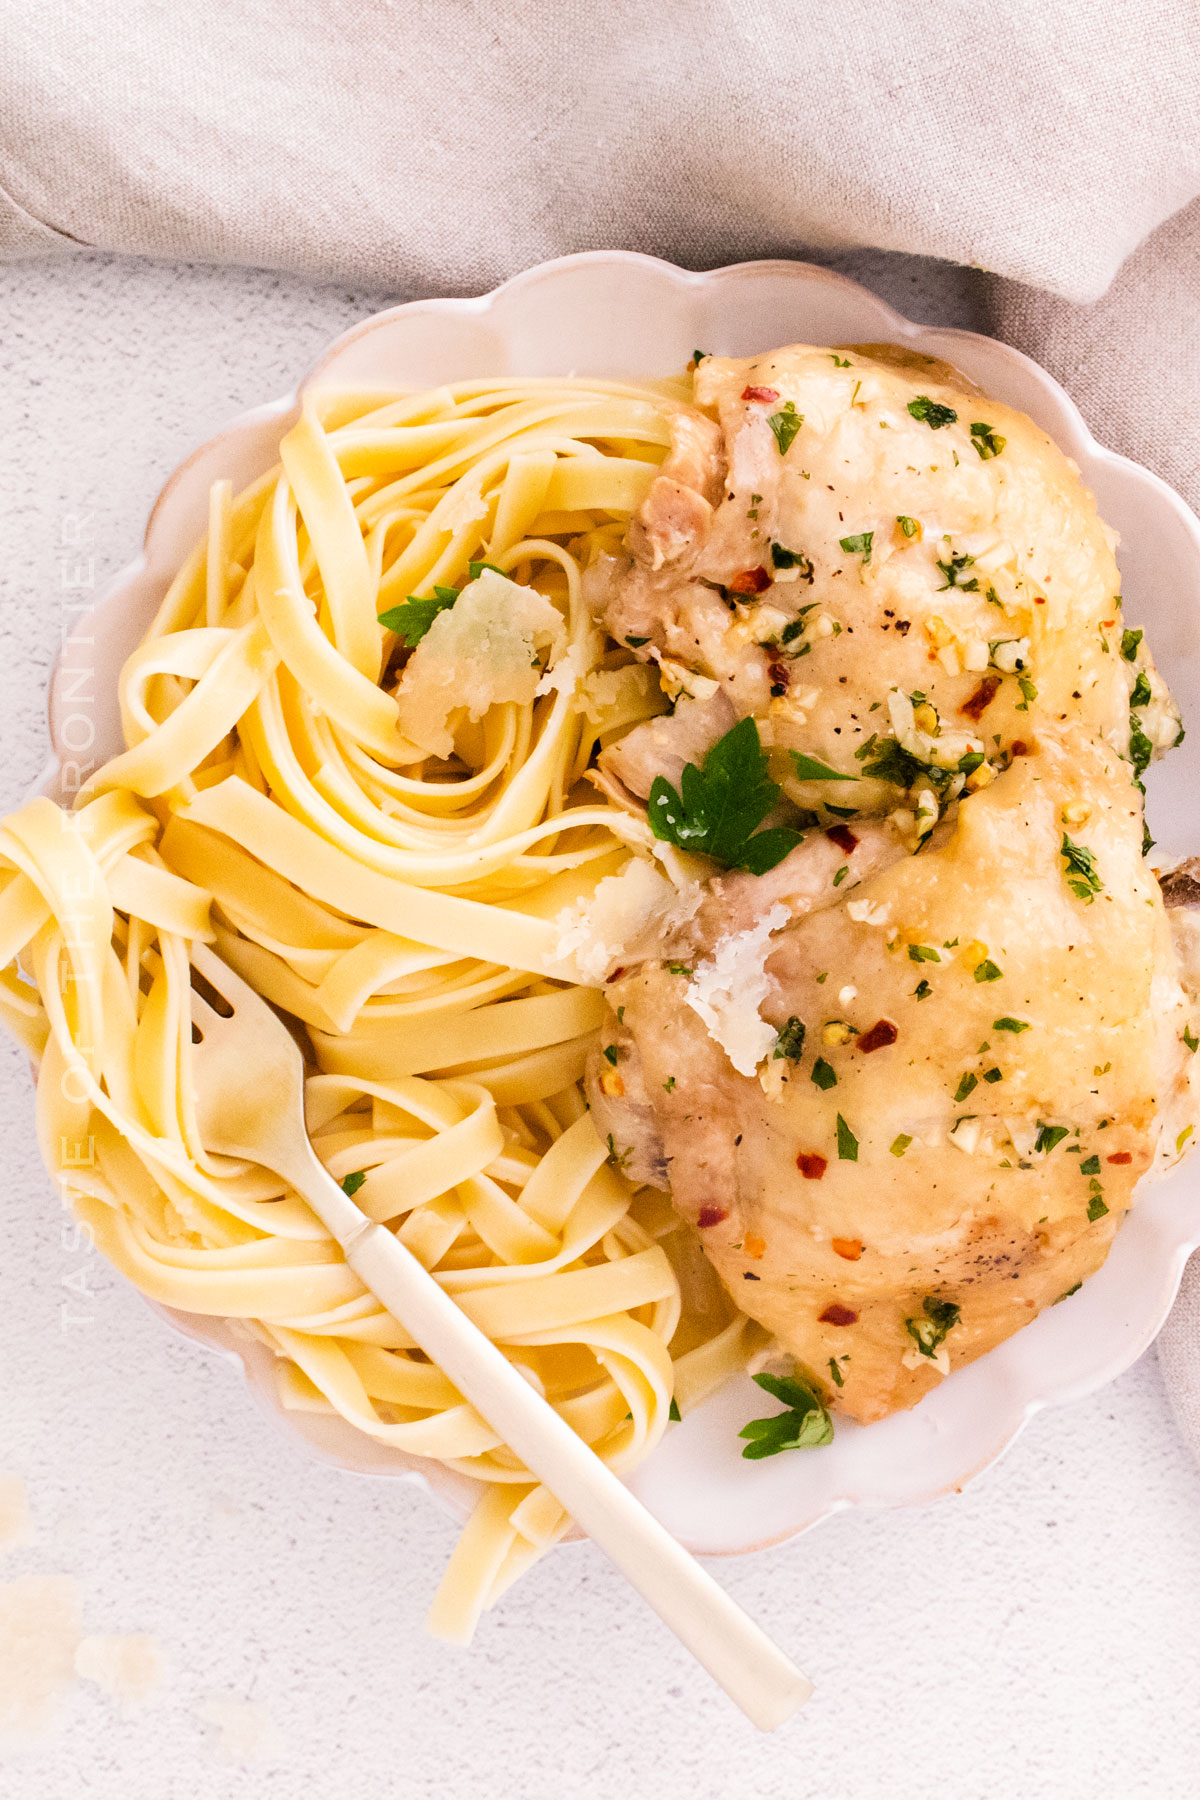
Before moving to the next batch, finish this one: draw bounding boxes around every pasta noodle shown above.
[0,376,761,1641]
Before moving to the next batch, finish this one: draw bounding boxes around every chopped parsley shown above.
[790,750,857,782]
[663,1075,676,1092]
[605,1133,633,1170]
[668,1398,682,1422]
[839,531,874,564]
[666,961,692,976]
[969,422,1006,459]
[1016,675,1038,711]
[982,1067,1003,1084]
[993,1016,1031,1033]
[856,734,923,787]
[1130,670,1152,708]
[908,944,941,964]
[1129,711,1153,783]
[1121,628,1143,662]
[836,1115,859,1161]
[973,959,1003,983]
[907,396,958,429]
[689,350,709,368]
[1087,1193,1109,1222]
[832,865,849,887]
[914,979,933,1001]
[828,1357,845,1387]
[770,542,814,579]
[953,1071,978,1103]
[602,1044,620,1066]
[896,515,920,538]
[936,551,978,591]
[1061,833,1103,903]
[773,1017,807,1062]
[377,585,459,645]
[905,1296,961,1358]
[625,634,651,648]
[830,355,852,368]
[1080,1154,1100,1174]
[767,402,804,455]
[341,1170,367,1197]
[1055,1282,1082,1304]
[739,1373,833,1459]
[1185,1026,1199,1054]
[648,716,803,874]
[890,1134,913,1157]
[1035,1122,1069,1155]
[467,560,507,581]
[811,1057,838,1090]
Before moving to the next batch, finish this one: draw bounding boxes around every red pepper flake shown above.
[768,660,790,697]
[825,824,859,854]
[1106,1151,1133,1165]
[697,1205,728,1228]
[1010,739,1029,758]
[742,385,780,403]
[857,1018,898,1054]
[960,674,1002,721]
[832,1237,863,1261]
[796,1151,828,1180]
[819,1303,858,1326]
[728,565,772,595]
[605,967,627,983]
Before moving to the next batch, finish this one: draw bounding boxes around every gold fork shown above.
[185,943,811,1729]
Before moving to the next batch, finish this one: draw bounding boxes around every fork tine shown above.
[189,942,255,1015]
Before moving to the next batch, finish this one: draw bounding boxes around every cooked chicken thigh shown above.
[584,343,1194,1423]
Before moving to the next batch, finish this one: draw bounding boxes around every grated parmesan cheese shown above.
[550,857,679,985]
[684,905,788,1076]
[395,569,565,757]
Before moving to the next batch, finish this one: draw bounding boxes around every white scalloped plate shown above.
[42,252,1200,1555]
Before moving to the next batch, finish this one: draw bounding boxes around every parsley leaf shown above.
[969,422,1006,459]
[1129,712,1153,783]
[739,1372,833,1459]
[467,560,507,581]
[1185,1026,1199,1054]
[830,355,852,367]
[953,1072,978,1103]
[341,1170,367,1197]
[602,1044,620,1066]
[890,1134,912,1157]
[668,1398,682,1422]
[1061,833,1103,903]
[811,1057,838,1090]
[1035,1122,1069,1154]
[914,979,933,1001]
[836,1114,859,1161]
[767,402,803,454]
[790,750,857,783]
[908,396,958,429]
[905,1295,961,1358]
[839,531,874,564]
[647,716,803,874]
[1080,1154,1101,1174]
[993,1016,1031,1033]
[1130,670,1152,708]
[1121,628,1143,662]
[973,959,1003,983]
[1087,1193,1109,1222]
[828,1357,845,1387]
[908,944,941,963]
[378,586,460,646]
[773,1017,806,1062]
[896,515,920,538]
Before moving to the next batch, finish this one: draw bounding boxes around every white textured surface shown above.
[2,252,1200,1798]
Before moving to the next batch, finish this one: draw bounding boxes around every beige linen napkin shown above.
[2,0,1200,1440]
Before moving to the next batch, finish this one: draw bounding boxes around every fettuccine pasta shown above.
[0,377,760,1640]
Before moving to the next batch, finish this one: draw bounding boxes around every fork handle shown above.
[337,1218,810,1729]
